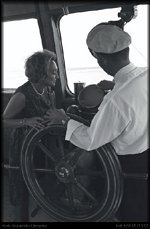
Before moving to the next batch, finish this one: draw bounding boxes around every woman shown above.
[3,49,58,128]
[3,49,59,221]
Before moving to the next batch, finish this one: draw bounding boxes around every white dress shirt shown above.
[65,63,148,155]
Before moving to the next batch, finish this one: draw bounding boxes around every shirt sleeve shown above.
[65,100,129,151]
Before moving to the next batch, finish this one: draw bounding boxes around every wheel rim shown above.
[21,123,123,222]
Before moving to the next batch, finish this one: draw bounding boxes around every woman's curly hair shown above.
[25,49,57,83]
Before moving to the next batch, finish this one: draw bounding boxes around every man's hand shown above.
[97,80,115,90]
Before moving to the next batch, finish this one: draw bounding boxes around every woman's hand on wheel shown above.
[25,117,45,129]
[43,109,69,125]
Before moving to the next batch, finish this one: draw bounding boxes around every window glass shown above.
[60,5,148,92]
[2,19,43,89]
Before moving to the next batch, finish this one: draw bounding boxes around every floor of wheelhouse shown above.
[1,175,56,222]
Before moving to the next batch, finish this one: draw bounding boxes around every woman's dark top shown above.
[14,81,55,118]
[8,81,56,205]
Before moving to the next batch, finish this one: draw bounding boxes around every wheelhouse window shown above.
[2,19,43,90]
[60,5,148,92]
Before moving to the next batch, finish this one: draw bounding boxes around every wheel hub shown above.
[55,162,74,183]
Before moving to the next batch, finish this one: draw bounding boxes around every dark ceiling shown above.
[2,1,145,21]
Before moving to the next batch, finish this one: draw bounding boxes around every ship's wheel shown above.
[21,114,124,222]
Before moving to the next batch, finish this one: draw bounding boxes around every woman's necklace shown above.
[30,82,45,96]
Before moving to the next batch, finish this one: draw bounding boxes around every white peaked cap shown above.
[86,24,131,53]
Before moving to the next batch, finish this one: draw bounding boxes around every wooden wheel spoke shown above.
[33,168,55,173]
[37,141,56,163]
[67,150,83,167]
[57,136,65,159]
[75,181,97,203]
[65,184,76,210]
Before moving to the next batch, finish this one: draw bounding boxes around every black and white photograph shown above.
[1,1,149,224]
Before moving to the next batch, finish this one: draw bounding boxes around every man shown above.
[46,23,149,222]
